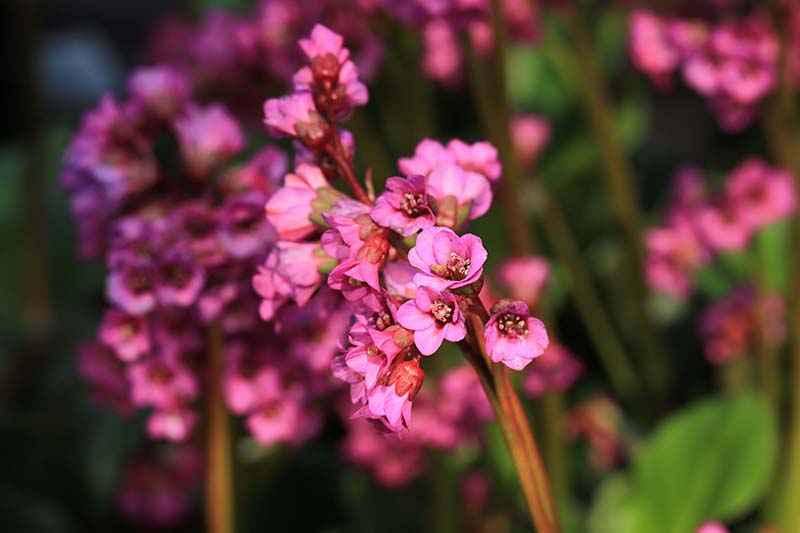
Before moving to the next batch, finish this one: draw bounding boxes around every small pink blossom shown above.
[408,226,487,291]
[127,65,190,118]
[426,163,492,228]
[106,258,157,316]
[510,113,550,168]
[446,139,502,182]
[265,163,336,241]
[173,104,244,178]
[246,396,323,447]
[370,174,435,236]
[484,300,549,371]
[522,342,583,397]
[99,309,151,362]
[155,251,205,308]
[645,221,709,299]
[396,286,466,355]
[496,256,550,307]
[218,193,274,258]
[147,408,197,442]
[398,139,453,177]
[696,522,729,533]
[263,91,329,147]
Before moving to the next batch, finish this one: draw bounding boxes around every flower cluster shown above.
[629,8,794,131]
[341,365,493,486]
[381,0,540,85]
[699,285,786,365]
[115,443,202,528]
[257,24,549,433]
[645,160,797,299]
[65,65,347,446]
[147,1,383,118]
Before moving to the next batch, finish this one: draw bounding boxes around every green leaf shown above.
[632,392,777,533]
[587,474,638,533]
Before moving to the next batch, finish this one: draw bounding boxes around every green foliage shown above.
[588,393,777,533]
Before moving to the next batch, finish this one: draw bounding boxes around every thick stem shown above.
[206,322,234,533]
[562,4,669,400]
[461,309,560,532]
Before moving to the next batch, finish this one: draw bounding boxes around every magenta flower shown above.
[246,396,322,447]
[496,256,550,307]
[522,342,584,397]
[396,286,466,355]
[174,104,244,178]
[696,200,753,252]
[725,159,797,229]
[365,358,425,431]
[408,227,487,291]
[155,252,205,308]
[510,113,550,168]
[222,346,280,415]
[446,140,502,182]
[484,300,549,370]
[107,258,157,316]
[645,221,709,299]
[252,242,329,320]
[421,20,462,86]
[128,358,199,409]
[382,261,418,300]
[628,10,681,86]
[370,174,435,236]
[99,309,151,362]
[263,91,329,147]
[426,163,492,228]
[265,163,336,241]
[218,193,274,258]
[127,65,190,118]
[147,408,197,442]
[398,139,453,177]
[696,522,728,533]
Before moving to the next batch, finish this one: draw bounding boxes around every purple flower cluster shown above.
[629,8,792,131]
[699,285,786,365]
[66,65,347,446]
[258,24,549,433]
[380,0,540,85]
[645,160,797,299]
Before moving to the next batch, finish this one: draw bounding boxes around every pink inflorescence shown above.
[64,65,348,446]
[644,161,797,299]
[628,8,800,132]
[257,23,548,434]
[699,284,786,365]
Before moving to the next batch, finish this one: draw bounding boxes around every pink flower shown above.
[218,193,274,258]
[174,104,244,178]
[522,342,583,397]
[246,396,322,447]
[408,227,487,291]
[147,408,197,442]
[696,200,753,252]
[484,300,549,370]
[263,91,329,147]
[421,20,462,85]
[382,261,418,300]
[628,10,681,86]
[370,174,436,236]
[725,159,797,229]
[128,358,199,409]
[99,309,151,362]
[396,286,466,355]
[106,258,157,315]
[155,252,205,308]
[358,357,425,431]
[222,345,280,415]
[426,163,492,228]
[398,139,453,177]
[496,256,550,307]
[127,65,190,118]
[265,163,336,241]
[510,114,550,168]
[446,139,502,182]
[645,221,709,299]
[696,522,728,533]
[253,242,329,320]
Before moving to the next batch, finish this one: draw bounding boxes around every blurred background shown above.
[0,0,788,531]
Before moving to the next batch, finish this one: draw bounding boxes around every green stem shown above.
[206,322,234,533]
[562,4,669,400]
[535,392,566,506]
[539,189,644,403]
[460,308,560,532]
[765,2,800,530]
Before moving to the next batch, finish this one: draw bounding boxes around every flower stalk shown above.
[206,321,234,533]
[461,305,560,533]
[562,3,669,400]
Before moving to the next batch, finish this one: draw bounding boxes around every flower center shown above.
[370,311,393,331]
[400,192,426,217]
[445,252,470,280]
[430,299,454,324]
[497,313,529,339]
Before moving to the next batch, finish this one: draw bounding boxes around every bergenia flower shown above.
[496,256,550,307]
[265,163,338,241]
[446,140,502,182]
[174,104,245,178]
[98,309,151,362]
[408,227,487,291]
[370,174,436,236]
[396,286,466,355]
[484,300,549,370]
